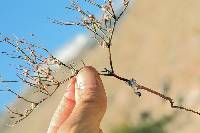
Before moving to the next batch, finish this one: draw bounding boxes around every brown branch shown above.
[5,106,23,117]
[108,46,114,72]
[137,85,200,115]
[0,34,77,126]
[1,0,199,127]
[108,0,116,19]
[101,72,200,116]
[0,88,36,104]
[3,83,62,126]
[99,0,200,117]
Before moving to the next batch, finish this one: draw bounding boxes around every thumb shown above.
[58,66,107,133]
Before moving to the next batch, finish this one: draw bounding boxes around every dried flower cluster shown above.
[0,33,79,126]
[50,0,200,116]
[50,0,129,48]
[0,0,200,127]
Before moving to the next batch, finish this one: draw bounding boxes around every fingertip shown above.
[75,66,107,107]
[76,66,103,90]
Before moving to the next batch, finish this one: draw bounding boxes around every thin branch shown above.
[1,0,199,127]
[83,0,102,9]
[0,34,77,125]
[108,0,116,19]
[0,80,19,83]
[108,46,114,73]
[116,0,130,21]
[5,106,23,117]
[137,85,200,115]
[0,88,36,104]
[100,72,200,116]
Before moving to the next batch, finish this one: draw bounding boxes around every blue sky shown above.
[0,0,102,112]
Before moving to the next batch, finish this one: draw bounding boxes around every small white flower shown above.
[101,5,110,12]
[103,14,111,21]
[31,103,37,110]
[88,14,95,21]
[23,69,29,76]
[30,50,35,55]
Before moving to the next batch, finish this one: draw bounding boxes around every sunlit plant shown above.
[0,0,199,127]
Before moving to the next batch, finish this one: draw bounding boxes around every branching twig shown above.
[1,0,200,127]
[136,85,200,115]
[0,34,79,126]
[94,0,200,116]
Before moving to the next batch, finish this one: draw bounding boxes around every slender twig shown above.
[0,81,18,83]
[1,0,200,127]
[108,46,114,73]
[100,72,200,116]
[137,85,200,115]
[0,88,36,104]
[0,34,76,125]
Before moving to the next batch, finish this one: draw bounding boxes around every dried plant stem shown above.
[0,81,18,83]
[137,85,200,115]
[1,0,200,127]
[101,72,200,116]
[0,33,77,126]
[0,89,36,104]
[108,47,114,73]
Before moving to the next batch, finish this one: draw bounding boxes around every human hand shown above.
[48,66,107,133]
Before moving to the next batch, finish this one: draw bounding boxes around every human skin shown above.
[48,66,107,133]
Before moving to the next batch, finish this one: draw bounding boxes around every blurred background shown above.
[1,0,200,132]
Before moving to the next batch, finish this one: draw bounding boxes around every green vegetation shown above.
[111,115,173,133]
